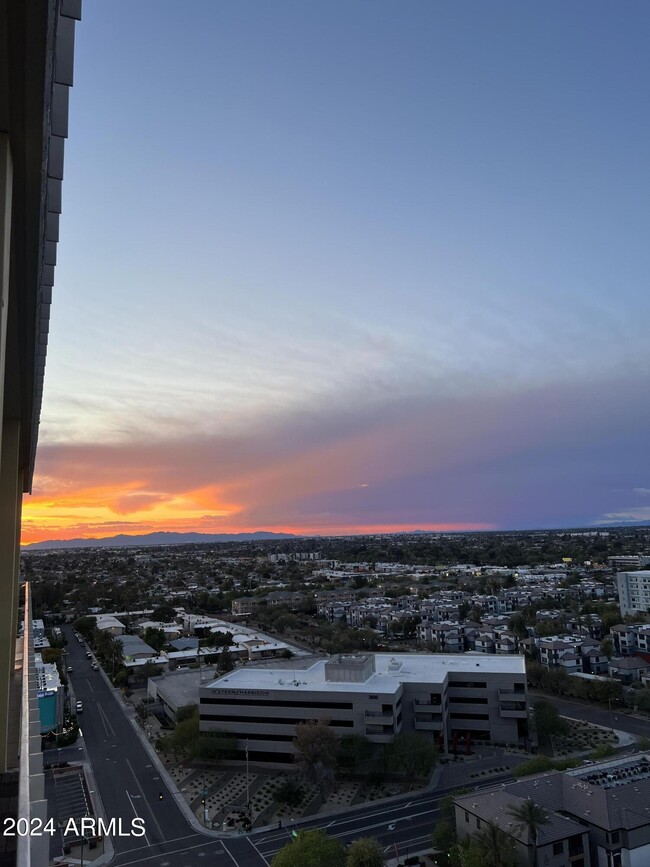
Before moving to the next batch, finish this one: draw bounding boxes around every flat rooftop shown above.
[153,669,215,707]
[204,652,525,694]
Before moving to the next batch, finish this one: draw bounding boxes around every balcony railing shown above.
[17,583,49,867]
[365,710,394,723]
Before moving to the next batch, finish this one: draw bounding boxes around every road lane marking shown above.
[126,791,151,847]
[247,837,270,865]
[220,842,240,867]
[116,843,225,867]
[258,807,440,856]
[126,758,166,842]
[110,833,199,856]
[254,794,441,844]
[96,703,116,738]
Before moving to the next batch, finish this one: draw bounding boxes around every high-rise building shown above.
[617,571,650,617]
[0,2,82,864]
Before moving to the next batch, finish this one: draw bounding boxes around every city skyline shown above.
[23,1,650,543]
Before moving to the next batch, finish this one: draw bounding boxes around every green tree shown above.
[205,630,233,649]
[506,798,551,858]
[387,732,438,777]
[143,627,166,653]
[474,820,516,867]
[438,788,471,825]
[345,837,384,867]
[431,819,457,863]
[600,638,614,660]
[193,730,236,761]
[177,704,198,723]
[271,829,345,867]
[217,648,235,673]
[532,700,568,751]
[276,779,304,808]
[590,743,615,760]
[151,604,177,622]
[114,668,129,688]
[337,735,373,776]
[158,711,200,755]
[449,838,484,867]
[508,613,528,640]
[294,721,339,798]
[634,689,650,712]
[73,616,95,640]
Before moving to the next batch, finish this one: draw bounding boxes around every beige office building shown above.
[199,652,528,766]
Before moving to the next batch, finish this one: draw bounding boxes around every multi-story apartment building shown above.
[538,636,585,673]
[455,755,650,867]
[609,555,650,570]
[232,597,259,616]
[617,571,650,617]
[199,652,528,766]
[611,622,650,656]
[417,621,466,652]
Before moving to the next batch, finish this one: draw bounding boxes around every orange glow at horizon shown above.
[21,487,496,545]
[21,481,494,544]
[21,481,244,545]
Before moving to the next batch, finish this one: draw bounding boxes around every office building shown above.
[199,652,528,766]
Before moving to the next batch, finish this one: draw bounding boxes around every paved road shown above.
[535,693,650,738]
[63,626,267,867]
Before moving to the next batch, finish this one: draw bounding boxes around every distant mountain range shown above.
[21,530,300,551]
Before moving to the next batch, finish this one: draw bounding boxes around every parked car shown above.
[75,701,83,713]
[91,663,98,671]
[67,666,73,673]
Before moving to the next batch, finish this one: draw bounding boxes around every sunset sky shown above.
[23,1,650,544]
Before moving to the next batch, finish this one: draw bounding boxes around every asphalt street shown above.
[62,625,268,867]
[536,693,650,738]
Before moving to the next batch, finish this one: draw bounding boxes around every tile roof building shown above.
[455,755,650,867]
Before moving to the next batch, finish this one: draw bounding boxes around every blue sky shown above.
[25,1,650,541]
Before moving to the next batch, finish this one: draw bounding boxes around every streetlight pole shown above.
[245,739,250,804]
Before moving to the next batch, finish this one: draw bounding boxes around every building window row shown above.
[450,681,487,689]
[200,713,354,727]
[202,696,354,710]
[449,712,490,720]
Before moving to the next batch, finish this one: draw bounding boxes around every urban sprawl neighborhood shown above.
[24,527,650,866]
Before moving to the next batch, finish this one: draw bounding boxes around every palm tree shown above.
[474,820,516,867]
[506,798,551,865]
